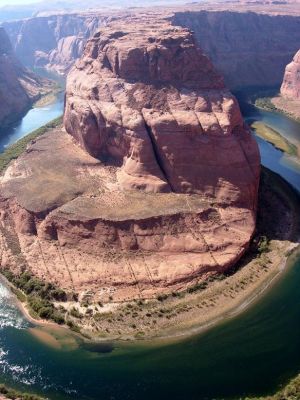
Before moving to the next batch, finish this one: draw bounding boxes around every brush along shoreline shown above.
[0,123,299,343]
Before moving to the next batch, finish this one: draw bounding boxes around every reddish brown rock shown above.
[0,19,260,302]
[65,19,260,208]
[281,50,300,99]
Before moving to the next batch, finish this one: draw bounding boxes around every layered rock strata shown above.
[0,20,260,302]
[171,10,300,89]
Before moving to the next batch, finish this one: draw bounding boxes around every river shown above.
[0,91,299,400]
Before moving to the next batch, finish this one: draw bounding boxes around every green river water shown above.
[0,90,299,400]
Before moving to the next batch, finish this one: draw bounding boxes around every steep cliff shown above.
[0,27,51,128]
[281,50,300,99]
[171,10,300,88]
[0,20,260,301]
[2,14,112,75]
[4,9,300,88]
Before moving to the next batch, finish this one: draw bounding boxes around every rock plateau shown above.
[0,19,260,302]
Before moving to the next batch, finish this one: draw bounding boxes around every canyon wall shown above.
[3,10,300,88]
[171,10,300,89]
[0,27,49,128]
[280,49,300,99]
[2,14,112,75]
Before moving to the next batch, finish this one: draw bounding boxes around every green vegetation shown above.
[251,121,298,156]
[256,235,270,255]
[255,97,278,112]
[2,269,67,324]
[0,384,45,400]
[246,373,300,399]
[0,115,62,173]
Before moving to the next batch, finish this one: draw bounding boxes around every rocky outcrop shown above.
[0,20,260,301]
[0,27,52,128]
[2,14,112,75]
[65,19,259,206]
[281,50,300,99]
[171,10,300,88]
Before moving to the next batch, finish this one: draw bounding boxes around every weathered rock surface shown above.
[269,49,300,121]
[0,20,260,301]
[65,19,259,207]
[0,27,53,128]
[172,10,300,89]
[281,50,300,99]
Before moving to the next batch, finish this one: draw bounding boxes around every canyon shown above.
[2,14,112,75]
[2,4,300,89]
[0,27,54,128]
[0,17,260,304]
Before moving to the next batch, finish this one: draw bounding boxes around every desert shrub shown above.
[156,294,168,302]
[0,383,44,399]
[69,307,82,318]
[257,235,270,254]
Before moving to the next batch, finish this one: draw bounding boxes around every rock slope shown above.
[281,50,300,99]
[0,27,53,128]
[0,20,260,302]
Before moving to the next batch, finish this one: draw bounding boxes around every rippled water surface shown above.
[0,89,298,399]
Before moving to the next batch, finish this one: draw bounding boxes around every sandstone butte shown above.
[0,27,52,128]
[0,19,260,302]
[270,49,300,121]
[281,49,300,100]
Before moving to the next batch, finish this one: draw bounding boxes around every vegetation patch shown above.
[0,383,45,400]
[254,97,278,112]
[246,373,300,399]
[2,269,67,324]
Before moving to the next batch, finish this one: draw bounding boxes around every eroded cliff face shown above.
[171,10,300,88]
[65,20,259,207]
[3,14,112,75]
[4,9,300,89]
[281,50,300,99]
[0,20,260,301]
[0,27,50,127]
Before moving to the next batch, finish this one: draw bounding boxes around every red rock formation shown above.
[281,50,300,99]
[0,19,260,301]
[65,19,260,208]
